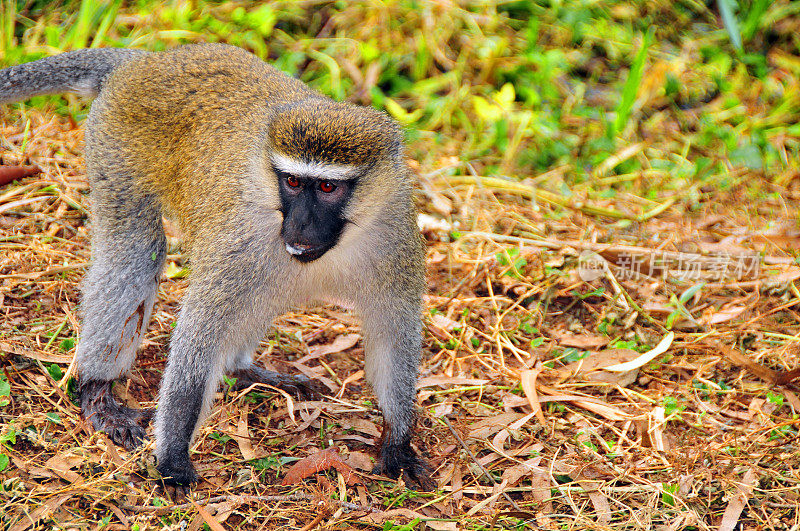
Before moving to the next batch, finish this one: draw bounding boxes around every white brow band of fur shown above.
[272,154,361,180]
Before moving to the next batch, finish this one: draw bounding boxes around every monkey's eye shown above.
[286,175,301,188]
[319,180,336,193]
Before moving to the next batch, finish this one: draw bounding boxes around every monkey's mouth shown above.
[285,242,330,263]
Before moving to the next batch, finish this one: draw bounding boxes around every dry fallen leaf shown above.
[342,417,381,438]
[714,343,800,384]
[189,500,226,531]
[297,333,361,364]
[547,332,674,388]
[468,412,526,440]
[488,457,543,509]
[550,331,610,349]
[553,348,642,386]
[235,404,257,461]
[0,341,72,363]
[429,312,460,331]
[417,376,489,388]
[336,368,364,398]
[491,412,536,451]
[704,305,747,325]
[603,332,674,372]
[577,477,612,525]
[421,521,458,531]
[9,493,73,531]
[719,468,759,531]
[344,450,374,471]
[537,389,634,421]
[519,366,546,425]
[0,165,41,186]
[281,447,361,486]
[363,508,428,525]
[44,453,85,484]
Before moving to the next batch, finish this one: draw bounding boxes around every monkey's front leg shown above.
[360,301,434,491]
[153,300,231,489]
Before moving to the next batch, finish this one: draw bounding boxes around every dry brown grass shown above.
[2,103,800,530]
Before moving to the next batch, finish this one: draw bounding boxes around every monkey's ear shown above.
[385,127,406,163]
[389,138,404,161]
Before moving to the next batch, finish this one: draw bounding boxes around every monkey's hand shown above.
[375,440,436,491]
[228,366,324,399]
[80,380,152,450]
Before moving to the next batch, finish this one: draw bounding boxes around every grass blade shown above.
[718,0,743,51]
[91,0,123,48]
[64,0,102,50]
[612,26,654,137]
[1,0,16,58]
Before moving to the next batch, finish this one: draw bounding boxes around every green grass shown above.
[2,0,798,212]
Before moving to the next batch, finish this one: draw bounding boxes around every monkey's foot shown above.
[375,440,436,491]
[157,453,199,499]
[229,366,323,399]
[80,380,152,450]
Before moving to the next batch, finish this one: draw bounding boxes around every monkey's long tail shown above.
[0,48,149,104]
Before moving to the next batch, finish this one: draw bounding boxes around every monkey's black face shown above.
[276,167,354,263]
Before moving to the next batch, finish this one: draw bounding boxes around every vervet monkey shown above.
[0,44,432,490]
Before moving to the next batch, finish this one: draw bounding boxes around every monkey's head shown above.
[268,99,407,263]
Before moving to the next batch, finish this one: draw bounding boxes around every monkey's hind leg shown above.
[80,381,154,449]
[76,189,166,450]
[225,347,322,399]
